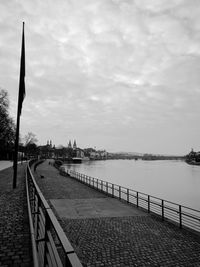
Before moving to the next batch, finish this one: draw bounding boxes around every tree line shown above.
[0,89,15,160]
[0,88,38,160]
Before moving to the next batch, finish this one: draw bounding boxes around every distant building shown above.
[66,140,85,159]
[38,140,55,158]
[75,148,84,158]
[89,150,108,160]
[68,140,72,148]
[73,140,77,150]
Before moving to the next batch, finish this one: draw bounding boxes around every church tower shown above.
[73,140,77,150]
[68,140,72,148]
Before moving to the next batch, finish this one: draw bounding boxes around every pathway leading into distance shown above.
[34,160,200,267]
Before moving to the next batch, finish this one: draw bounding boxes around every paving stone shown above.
[0,164,32,267]
[35,160,200,266]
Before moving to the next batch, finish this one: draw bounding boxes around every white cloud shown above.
[1,0,200,153]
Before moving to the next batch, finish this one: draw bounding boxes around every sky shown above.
[0,0,200,155]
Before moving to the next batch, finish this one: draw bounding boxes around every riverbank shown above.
[34,160,200,267]
[185,159,200,166]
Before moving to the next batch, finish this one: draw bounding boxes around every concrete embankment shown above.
[34,160,200,267]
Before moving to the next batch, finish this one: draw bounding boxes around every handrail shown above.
[65,169,200,234]
[26,161,83,267]
[26,165,39,267]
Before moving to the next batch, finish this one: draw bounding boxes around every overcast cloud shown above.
[0,0,200,154]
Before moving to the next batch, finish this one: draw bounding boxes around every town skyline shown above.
[1,1,200,155]
[35,138,186,157]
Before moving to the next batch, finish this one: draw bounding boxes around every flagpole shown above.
[13,99,21,188]
[13,22,25,189]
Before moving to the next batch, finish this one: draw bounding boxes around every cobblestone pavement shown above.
[0,165,32,267]
[35,160,200,267]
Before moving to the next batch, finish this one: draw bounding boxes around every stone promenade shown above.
[0,164,32,267]
[35,160,200,267]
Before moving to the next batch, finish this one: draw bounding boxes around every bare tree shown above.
[23,132,38,146]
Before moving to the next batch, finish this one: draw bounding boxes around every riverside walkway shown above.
[0,163,32,267]
[35,160,200,267]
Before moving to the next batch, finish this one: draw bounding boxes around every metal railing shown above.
[26,161,83,267]
[66,170,200,234]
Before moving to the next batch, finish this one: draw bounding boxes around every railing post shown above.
[127,189,129,203]
[101,180,103,191]
[179,205,182,229]
[148,195,150,213]
[112,184,114,197]
[162,200,164,221]
[106,182,108,194]
[43,210,50,267]
[119,186,121,200]
[97,179,98,190]
[32,186,36,216]
[29,179,35,221]
[35,196,40,243]
[93,178,94,187]
[137,192,139,207]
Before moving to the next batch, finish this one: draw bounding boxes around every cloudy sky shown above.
[1,0,200,154]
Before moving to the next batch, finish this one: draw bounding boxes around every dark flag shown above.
[13,22,26,188]
[18,22,25,115]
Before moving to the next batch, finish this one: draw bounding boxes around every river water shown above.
[63,159,200,210]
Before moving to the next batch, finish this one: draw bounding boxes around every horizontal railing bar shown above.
[47,231,63,267]
[46,209,75,254]
[72,172,200,213]
[72,172,188,209]
[181,213,200,220]
[27,161,83,267]
[46,252,54,267]
[67,170,200,233]
[26,171,39,267]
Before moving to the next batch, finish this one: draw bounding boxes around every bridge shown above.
[0,160,200,266]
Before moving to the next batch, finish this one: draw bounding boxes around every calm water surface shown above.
[63,160,200,210]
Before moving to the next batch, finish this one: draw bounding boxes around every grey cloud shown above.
[1,0,200,153]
